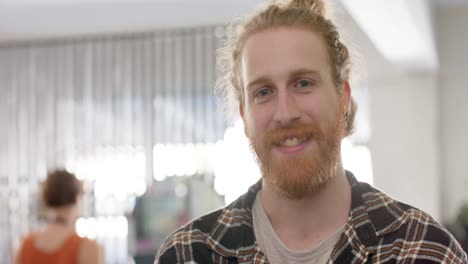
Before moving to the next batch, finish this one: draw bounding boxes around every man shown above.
[155,0,468,263]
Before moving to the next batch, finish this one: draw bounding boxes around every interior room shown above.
[1,0,468,263]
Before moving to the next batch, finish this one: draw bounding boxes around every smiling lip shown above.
[274,137,312,155]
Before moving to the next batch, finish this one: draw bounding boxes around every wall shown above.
[437,5,468,223]
[370,72,441,221]
[337,5,442,221]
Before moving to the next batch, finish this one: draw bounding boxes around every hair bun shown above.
[283,0,327,17]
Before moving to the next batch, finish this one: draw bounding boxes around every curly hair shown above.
[215,0,357,136]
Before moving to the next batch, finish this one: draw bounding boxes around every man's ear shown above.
[342,81,351,112]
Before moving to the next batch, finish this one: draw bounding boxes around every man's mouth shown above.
[272,135,312,155]
[280,137,301,147]
[276,136,310,147]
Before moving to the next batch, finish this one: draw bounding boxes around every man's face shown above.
[239,26,349,199]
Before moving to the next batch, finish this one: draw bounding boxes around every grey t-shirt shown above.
[252,193,344,264]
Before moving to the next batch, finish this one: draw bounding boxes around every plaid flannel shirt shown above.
[155,171,468,263]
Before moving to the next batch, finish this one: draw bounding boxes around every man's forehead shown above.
[242,26,329,55]
[240,27,332,83]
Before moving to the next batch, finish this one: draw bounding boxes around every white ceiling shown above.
[0,0,467,43]
[435,0,468,5]
[1,0,467,72]
[0,0,264,43]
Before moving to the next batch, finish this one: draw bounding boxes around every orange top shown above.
[18,232,83,264]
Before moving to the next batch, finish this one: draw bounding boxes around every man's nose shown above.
[273,90,300,126]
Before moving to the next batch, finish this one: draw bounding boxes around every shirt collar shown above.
[206,171,409,260]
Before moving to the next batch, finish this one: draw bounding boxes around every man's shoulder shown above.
[378,203,467,262]
[155,201,256,263]
[155,208,224,261]
[352,181,467,262]
[154,180,261,263]
[356,181,454,240]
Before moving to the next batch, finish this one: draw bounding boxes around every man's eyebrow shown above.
[246,76,271,91]
[245,69,322,90]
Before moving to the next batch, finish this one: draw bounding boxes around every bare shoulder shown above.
[12,240,23,264]
[78,238,105,264]
[13,232,34,264]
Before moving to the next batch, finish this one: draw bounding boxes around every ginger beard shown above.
[249,108,346,199]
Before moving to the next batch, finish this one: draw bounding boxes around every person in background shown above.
[155,0,467,263]
[14,169,105,264]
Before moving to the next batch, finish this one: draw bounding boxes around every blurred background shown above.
[1,0,467,263]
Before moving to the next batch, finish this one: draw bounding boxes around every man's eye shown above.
[296,79,314,88]
[255,88,272,98]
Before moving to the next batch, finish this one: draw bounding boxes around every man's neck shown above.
[259,167,351,251]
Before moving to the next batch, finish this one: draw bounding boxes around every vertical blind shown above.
[0,25,229,262]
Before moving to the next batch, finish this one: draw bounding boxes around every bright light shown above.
[76,218,87,238]
[76,217,97,239]
[174,183,188,198]
[340,0,437,70]
[213,119,261,204]
[66,146,147,199]
[341,139,374,185]
[76,216,128,239]
[153,143,215,181]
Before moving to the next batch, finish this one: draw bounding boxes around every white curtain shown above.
[0,25,228,263]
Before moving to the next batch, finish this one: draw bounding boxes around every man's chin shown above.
[266,176,330,200]
[263,162,332,199]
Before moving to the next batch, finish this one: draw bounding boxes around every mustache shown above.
[263,123,324,145]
